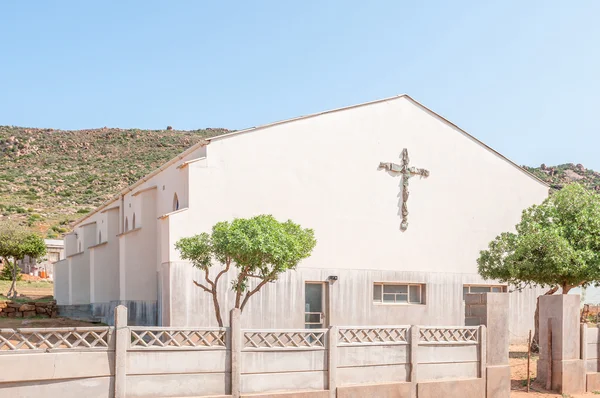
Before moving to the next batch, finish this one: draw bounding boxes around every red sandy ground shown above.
[510,345,596,397]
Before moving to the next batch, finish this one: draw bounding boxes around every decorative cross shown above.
[379,148,429,231]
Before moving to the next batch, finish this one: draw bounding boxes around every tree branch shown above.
[203,267,215,289]
[545,286,559,295]
[192,280,211,292]
[234,268,250,308]
[214,258,231,285]
[240,271,276,311]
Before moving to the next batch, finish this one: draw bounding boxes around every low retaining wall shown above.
[0,300,57,319]
[0,305,508,398]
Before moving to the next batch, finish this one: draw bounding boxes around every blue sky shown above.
[1,1,599,169]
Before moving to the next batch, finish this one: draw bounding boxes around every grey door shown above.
[305,282,326,329]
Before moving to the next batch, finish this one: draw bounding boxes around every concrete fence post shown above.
[230,309,241,398]
[538,294,585,394]
[479,325,487,380]
[328,326,338,398]
[481,293,510,398]
[114,305,128,398]
[410,325,419,398]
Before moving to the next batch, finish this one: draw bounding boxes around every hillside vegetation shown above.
[524,163,600,192]
[0,126,229,237]
[0,124,597,238]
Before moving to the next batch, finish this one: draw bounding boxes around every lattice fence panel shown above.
[129,328,226,349]
[243,330,326,349]
[0,327,112,351]
[338,327,409,345]
[419,327,479,344]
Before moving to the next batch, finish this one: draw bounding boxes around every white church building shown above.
[54,95,549,342]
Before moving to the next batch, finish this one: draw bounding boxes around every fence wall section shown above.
[0,306,498,398]
[0,326,115,398]
[337,325,410,386]
[126,327,230,397]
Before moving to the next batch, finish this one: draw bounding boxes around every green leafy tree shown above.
[477,183,600,345]
[0,221,47,298]
[176,215,316,326]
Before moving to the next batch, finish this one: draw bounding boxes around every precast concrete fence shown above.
[538,294,600,395]
[0,293,511,398]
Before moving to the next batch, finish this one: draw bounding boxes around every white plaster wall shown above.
[53,259,70,305]
[97,212,108,245]
[91,209,120,303]
[120,190,158,301]
[69,253,89,305]
[120,146,205,230]
[178,96,548,275]
[69,222,97,305]
[64,233,77,257]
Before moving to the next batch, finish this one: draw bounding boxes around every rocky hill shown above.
[524,163,600,192]
[1,124,597,238]
[0,126,229,237]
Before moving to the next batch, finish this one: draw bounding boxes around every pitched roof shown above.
[206,94,548,188]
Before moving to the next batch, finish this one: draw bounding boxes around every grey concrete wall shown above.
[465,293,487,326]
[166,263,535,343]
[126,349,230,397]
[0,349,114,398]
[241,349,327,394]
[90,300,157,326]
[0,309,505,398]
[337,344,409,386]
[417,344,479,381]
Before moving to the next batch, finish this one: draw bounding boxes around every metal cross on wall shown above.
[379,148,430,231]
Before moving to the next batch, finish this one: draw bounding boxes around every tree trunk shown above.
[7,258,18,299]
[211,290,223,327]
[532,286,559,352]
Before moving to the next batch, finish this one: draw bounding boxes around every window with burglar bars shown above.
[373,283,425,304]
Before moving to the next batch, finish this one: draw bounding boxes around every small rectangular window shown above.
[373,283,425,304]
[409,285,421,303]
[373,285,382,302]
[463,285,507,299]
[470,286,492,293]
